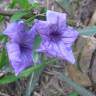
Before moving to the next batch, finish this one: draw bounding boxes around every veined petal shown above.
[36,40,51,52]
[6,42,33,75]
[36,20,50,39]
[18,52,33,75]
[29,24,37,41]
[11,60,24,75]
[4,21,35,75]
[4,22,18,38]
[11,58,32,76]
[21,50,33,65]
[36,10,78,64]
[58,41,75,64]
[6,42,23,74]
[47,10,67,28]
[49,42,75,64]
[62,26,79,48]
[3,21,29,42]
[21,33,33,50]
[6,42,21,62]
[37,41,75,64]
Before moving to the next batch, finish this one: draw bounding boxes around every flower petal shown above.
[10,60,25,75]
[4,21,29,42]
[6,42,21,74]
[29,24,37,41]
[47,10,67,27]
[58,41,75,64]
[35,20,50,39]
[6,42,33,75]
[37,41,75,64]
[6,42,21,62]
[62,26,79,48]
[11,57,32,76]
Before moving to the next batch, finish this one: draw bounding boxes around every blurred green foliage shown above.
[0,15,4,22]
[68,92,79,96]
[9,0,31,9]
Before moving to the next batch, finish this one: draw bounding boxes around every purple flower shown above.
[4,21,36,75]
[35,10,79,64]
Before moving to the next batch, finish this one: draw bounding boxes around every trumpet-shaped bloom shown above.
[4,21,36,75]
[36,10,79,64]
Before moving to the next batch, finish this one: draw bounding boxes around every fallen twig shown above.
[0,9,22,16]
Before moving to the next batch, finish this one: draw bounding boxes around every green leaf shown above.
[0,33,7,41]
[78,26,96,36]
[0,37,8,68]
[0,59,56,84]
[31,2,40,9]
[19,59,56,77]
[8,0,16,8]
[68,92,79,96]
[24,65,44,96]
[24,51,43,96]
[57,72,95,96]
[0,48,8,68]
[0,75,18,84]
[15,0,31,9]
[10,11,28,21]
[33,35,41,50]
[25,15,36,24]
[0,15,4,22]
[19,62,45,77]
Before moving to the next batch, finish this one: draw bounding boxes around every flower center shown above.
[20,43,31,53]
[49,31,62,42]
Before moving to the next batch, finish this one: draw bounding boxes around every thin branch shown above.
[0,9,76,26]
[0,9,45,19]
[0,9,35,19]
[0,9,22,16]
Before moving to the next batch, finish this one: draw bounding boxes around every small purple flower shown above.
[4,21,36,75]
[35,10,79,64]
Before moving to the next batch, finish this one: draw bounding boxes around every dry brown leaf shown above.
[67,64,92,86]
